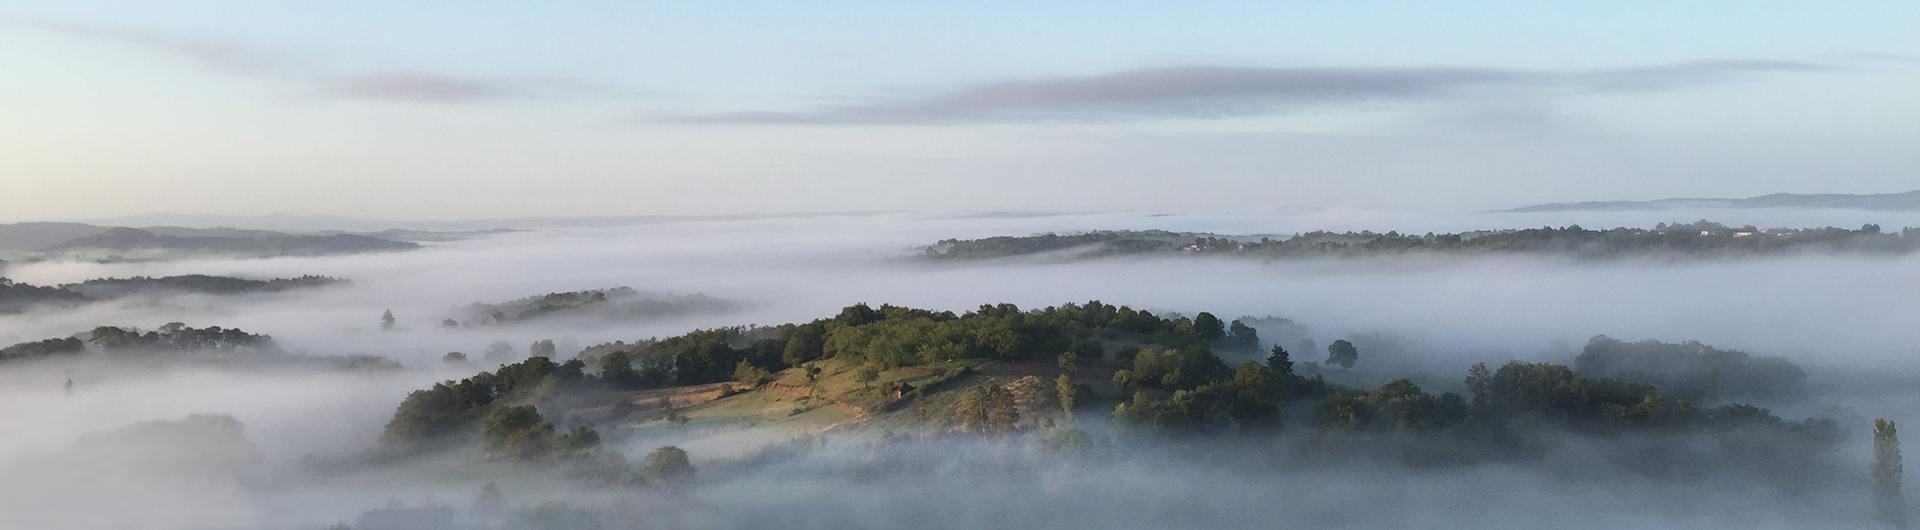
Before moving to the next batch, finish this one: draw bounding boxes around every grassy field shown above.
[566,345,1471,465]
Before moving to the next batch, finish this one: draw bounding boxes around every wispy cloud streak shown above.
[1,13,606,104]
[667,61,1832,125]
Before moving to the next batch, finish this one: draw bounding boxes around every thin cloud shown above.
[1,13,603,104]
[666,60,1831,125]
[1574,59,1831,92]
[0,13,302,77]
[1839,51,1920,64]
[323,72,523,103]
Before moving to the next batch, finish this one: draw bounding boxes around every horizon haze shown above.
[3,2,1918,221]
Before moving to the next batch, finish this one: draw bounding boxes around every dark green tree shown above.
[1230,360,1276,423]
[646,445,696,482]
[1225,319,1260,352]
[1326,339,1359,370]
[1265,345,1294,376]
[834,303,881,327]
[1192,312,1226,342]
[555,359,586,382]
[1070,337,1105,360]
[1465,362,1493,408]
[1876,418,1907,527]
[781,324,826,365]
[599,350,635,386]
[482,405,553,459]
[380,309,396,331]
[554,424,601,457]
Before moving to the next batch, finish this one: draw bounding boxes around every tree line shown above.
[923,221,1920,261]
[0,274,343,314]
[0,323,277,362]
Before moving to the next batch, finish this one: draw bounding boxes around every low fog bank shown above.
[3,208,1914,369]
[0,359,462,529]
[674,431,1872,530]
[4,207,1916,438]
[0,359,457,460]
[0,410,1881,529]
[1,207,1916,528]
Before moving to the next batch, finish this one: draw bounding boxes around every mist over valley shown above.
[7,3,1918,527]
[1,208,1917,529]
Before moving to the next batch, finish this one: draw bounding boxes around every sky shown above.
[1,2,1916,221]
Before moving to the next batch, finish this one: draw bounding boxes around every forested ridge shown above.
[382,300,1838,479]
[925,221,1920,261]
[0,274,344,313]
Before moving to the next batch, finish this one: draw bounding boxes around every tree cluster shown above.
[85,323,275,352]
[1116,348,1837,460]
[1,275,341,314]
[1573,335,1807,402]
[382,356,586,446]
[0,337,85,361]
[481,405,602,461]
[451,287,733,327]
[582,301,1259,395]
[0,277,91,313]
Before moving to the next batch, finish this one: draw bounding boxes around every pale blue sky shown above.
[2,2,1915,220]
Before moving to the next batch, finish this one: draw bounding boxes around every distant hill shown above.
[343,228,519,243]
[0,277,93,313]
[922,221,1919,262]
[0,219,527,258]
[80,213,404,232]
[451,287,735,327]
[0,222,112,252]
[43,227,417,257]
[0,323,399,370]
[79,211,888,231]
[0,222,459,259]
[1508,190,1920,212]
[60,274,347,299]
[0,274,347,314]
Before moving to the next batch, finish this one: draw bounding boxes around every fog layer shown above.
[0,207,1915,528]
